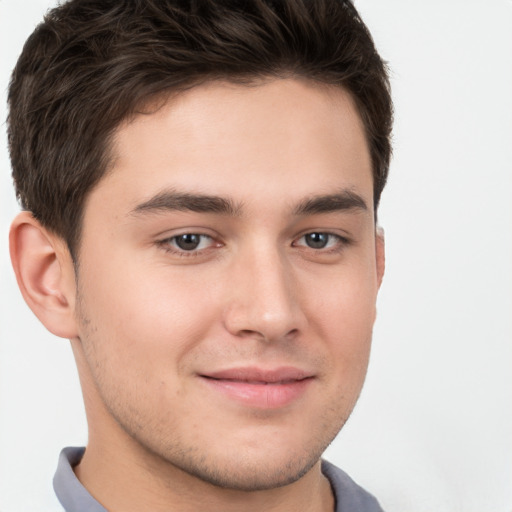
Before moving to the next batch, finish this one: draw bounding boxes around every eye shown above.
[163,233,215,252]
[294,232,345,250]
[303,233,330,249]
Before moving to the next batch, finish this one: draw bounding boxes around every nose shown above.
[223,247,306,343]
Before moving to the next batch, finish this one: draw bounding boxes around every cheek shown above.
[76,254,222,373]
[302,264,377,384]
[305,260,378,338]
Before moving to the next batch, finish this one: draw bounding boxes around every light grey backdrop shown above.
[1,1,511,511]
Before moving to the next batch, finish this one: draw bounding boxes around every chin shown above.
[175,450,322,491]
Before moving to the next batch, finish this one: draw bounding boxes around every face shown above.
[73,78,384,490]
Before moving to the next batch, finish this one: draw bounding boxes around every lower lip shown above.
[200,377,313,409]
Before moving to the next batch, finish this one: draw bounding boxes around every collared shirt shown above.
[54,447,384,512]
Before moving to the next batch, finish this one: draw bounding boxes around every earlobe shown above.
[375,226,385,288]
[9,211,78,339]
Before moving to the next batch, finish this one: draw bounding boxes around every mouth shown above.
[198,367,314,409]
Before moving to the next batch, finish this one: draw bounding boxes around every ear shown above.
[375,226,385,289]
[9,211,79,339]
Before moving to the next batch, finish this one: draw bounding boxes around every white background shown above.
[1,1,511,511]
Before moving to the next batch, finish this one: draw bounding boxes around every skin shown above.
[10,78,384,512]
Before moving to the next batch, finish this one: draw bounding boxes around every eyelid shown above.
[157,232,221,257]
[154,228,351,258]
[292,231,351,251]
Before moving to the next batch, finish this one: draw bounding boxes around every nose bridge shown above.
[224,242,303,341]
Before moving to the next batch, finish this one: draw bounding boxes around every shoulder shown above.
[321,460,385,512]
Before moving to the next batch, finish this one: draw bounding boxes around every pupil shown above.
[176,234,200,250]
[306,233,328,249]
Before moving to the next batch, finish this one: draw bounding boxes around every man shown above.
[7,0,392,510]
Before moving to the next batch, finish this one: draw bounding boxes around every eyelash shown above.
[157,231,351,258]
[293,232,349,252]
[157,234,217,258]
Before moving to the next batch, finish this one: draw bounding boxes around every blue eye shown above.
[163,233,214,253]
[304,233,330,249]
[297,232,342,250]
[174,234,202,251]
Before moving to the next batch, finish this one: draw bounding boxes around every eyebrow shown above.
[293,190,368,216]
[130,190,241,217]
[129,188,368,218]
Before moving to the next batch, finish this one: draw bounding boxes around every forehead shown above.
[89,78,373,217]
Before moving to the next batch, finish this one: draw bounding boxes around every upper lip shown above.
[200,366,314,384]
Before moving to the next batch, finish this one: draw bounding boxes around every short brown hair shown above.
[8,0,392,260]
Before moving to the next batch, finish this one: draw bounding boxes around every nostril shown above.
[238,328,267,340]
[235,327,300,343]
